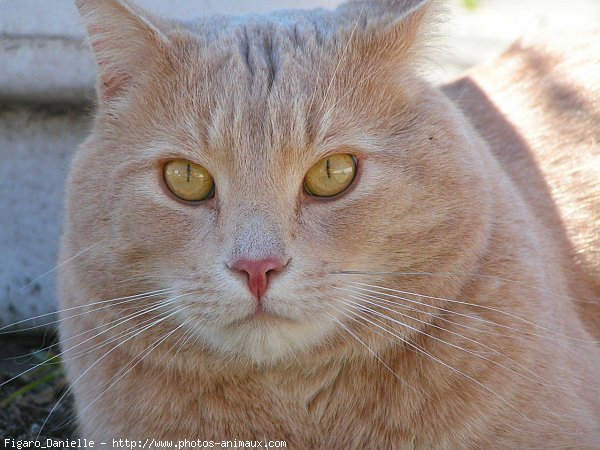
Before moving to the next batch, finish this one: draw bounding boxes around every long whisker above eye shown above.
[322,63,388,120]
[307,26,326,117]
[317,0,368,115]
[344,282,600,344]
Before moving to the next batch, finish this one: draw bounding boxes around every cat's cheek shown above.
[107,181,221,282]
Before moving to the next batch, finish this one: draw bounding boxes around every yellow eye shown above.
[163,159,214,202]
[304,153,357,197]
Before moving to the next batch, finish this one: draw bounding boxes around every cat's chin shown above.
[190,314,337,365]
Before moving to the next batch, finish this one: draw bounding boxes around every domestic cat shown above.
[57,0,600,447]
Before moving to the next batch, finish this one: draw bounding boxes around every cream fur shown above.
[58,0,600,447]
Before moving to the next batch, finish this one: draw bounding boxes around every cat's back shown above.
[443,32,600,332]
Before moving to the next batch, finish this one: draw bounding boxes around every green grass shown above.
[0,351,63,408]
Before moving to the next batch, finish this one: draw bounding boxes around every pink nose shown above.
[231,257,286,301]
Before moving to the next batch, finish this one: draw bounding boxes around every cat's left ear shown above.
[76,0,171,102]
[336,0,439,67]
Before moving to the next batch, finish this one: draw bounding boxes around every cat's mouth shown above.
[186,300,336,364]
[227,308,296,328]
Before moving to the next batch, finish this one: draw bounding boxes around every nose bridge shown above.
[226,205,288,261]
[221,143,295,262]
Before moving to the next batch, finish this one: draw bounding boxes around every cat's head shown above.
[62,0,492,365]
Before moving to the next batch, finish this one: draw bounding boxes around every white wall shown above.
[0,106,90,331]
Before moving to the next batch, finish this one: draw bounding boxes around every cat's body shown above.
[58,0,600,448]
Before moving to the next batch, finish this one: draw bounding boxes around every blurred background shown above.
[1,0,600,333]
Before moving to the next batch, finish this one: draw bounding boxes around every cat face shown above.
[64,0,491,364]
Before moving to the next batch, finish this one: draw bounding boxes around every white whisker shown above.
[338,295,553,387]
[35,303,192,439]
[19,244,97,292]
[0,292,190,389]
[345,283,599,344]
[317,0,368,114]
[65,316,195,430]
[344,288,555,385]
[327,312,425,398]
[0,287,179,334]
[332,270,598,304]
[328,302,526,419]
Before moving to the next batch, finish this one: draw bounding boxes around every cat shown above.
[56,0,600,447]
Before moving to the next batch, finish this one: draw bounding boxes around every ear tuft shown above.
[337,0,442,68]
[76,0,169,101]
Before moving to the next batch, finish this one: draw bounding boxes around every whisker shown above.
[345,288,559,385]
[332,270,598,304]
[326,312,426,398]
[328,302,526,419]
[61,300,186,362]
[61,316,195,431]
[58,290,195,362]
[346,283,599,344]
[19,244,97,292]
[114,274,197,284]
[14,293,184,359]
[9,301,173,368]
[342,289,568,380]
[345,287,515,339]
[35,303,193,439]
[317,0,368,114]
[322,63,388,119]
[0,292,190,389]
[38,315,163,368]
[335,285,541,340]
[0,287,179,334]
[159,321,200,373]
[307,36,325,115]
[338,295,554,387]
[159,317,215,375]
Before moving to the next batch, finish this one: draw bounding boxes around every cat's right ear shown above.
[76,0,170,102]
